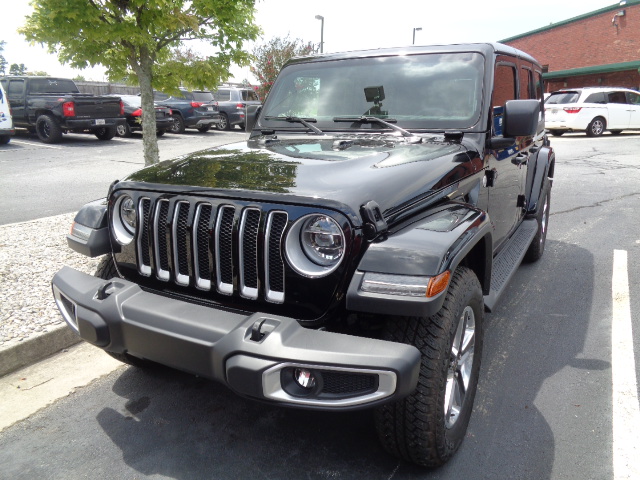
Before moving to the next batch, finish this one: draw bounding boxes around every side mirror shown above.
[503,99,540,137]
[245,104,262,132]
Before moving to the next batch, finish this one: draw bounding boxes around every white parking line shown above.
[9,140,62,149]
[612,249,640,480]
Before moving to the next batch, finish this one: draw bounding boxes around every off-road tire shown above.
[524,180,551,263]
[169,115,185,134]
[94,255,151,368]
[36,114,63,143]
[586,117,605,137]
[217,113,230,130]
[94,126,116,141]
[374,266,484,467]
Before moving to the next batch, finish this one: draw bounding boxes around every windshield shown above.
[545,92,580,104]
[260,52,484,131]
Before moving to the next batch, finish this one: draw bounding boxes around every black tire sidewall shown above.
[170,115,185,133]
[36,114,62,143]
[217,113,229,130]
[586,117,605,137]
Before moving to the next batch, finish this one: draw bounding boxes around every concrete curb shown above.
[0,325,81,378]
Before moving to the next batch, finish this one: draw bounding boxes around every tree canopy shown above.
[251,36,315,101]
[20,0,260,165]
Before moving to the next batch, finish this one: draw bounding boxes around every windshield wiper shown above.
[333,115,414,138]
[264,116,324,135]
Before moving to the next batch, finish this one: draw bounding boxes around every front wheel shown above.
[197,125,211,133]
[610,130,622,135]
[0,135,10,145]
[375,266,484,467]
[586,117,605,137]
[548,130,564,137]
[94,126,116,140]
[116,122,132,138]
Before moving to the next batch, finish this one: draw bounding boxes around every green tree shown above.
[20,0,260,166]
[27,71,49,76]
[0,40,7,76]
[9,63,27,75]
[251,36,315,101]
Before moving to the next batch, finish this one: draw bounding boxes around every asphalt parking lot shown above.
[0,130,639,479]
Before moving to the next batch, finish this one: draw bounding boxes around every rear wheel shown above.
[548,130,564,137]
[375,266,484,467]
[36,114,63,143]
[169,115,185,134]
[156,129,166,137]
[116,122,132,138]
[95,256,152,368]
[586,117,605,137]
[197,125,211,133]
[216,113,230,130]
[94,126,116,140]
[0,135,10,145]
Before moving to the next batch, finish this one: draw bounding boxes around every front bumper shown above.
[52,266,420,410]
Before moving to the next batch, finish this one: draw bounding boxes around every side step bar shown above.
[484,218,538,312]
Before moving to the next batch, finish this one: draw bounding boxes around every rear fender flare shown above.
[526,145,555,215]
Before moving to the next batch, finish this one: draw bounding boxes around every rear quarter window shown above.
[242,90,260,101]
[192,92,214,102]
[583,92,606,104]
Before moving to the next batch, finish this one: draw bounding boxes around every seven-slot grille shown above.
[136,197,288,303]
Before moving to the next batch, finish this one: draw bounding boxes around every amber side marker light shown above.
[426,270,451,298]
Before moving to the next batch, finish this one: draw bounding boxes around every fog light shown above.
[294,368,316,389]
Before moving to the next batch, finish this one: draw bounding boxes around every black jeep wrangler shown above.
[52,43,554,467]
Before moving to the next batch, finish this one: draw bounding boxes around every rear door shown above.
[626,91,640,128]
[606,90,631,129]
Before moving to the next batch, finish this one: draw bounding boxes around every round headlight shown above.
[285,214,345,278]
[301,215,344,266]
[120,196,137,234]
[112,194,136,245]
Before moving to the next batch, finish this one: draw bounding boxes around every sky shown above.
[0,0,620,83]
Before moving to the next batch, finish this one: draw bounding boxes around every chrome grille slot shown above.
[173,201,191,285]
[194,203,213,290]
[138,198,152,276]
[265,212,288,303]
[239,208,261,299]
[154,199,170,281]
[133,196,289,301]
[215,205,235,295]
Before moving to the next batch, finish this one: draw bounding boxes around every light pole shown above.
[315,15,324,53]
[412,27,422,45]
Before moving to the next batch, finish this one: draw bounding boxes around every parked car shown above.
[0,76,124,143]
[53,42,554,468]
[154,89,220,133]
[545,86,640,136]
[0,82,14,145]
[107,94,173,137]
[211,85,261,130]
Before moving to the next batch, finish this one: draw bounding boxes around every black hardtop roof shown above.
[286,42,540,68]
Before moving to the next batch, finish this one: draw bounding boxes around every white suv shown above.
[545,87,640,137]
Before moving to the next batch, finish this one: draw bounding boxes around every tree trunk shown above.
[137,47,159,166]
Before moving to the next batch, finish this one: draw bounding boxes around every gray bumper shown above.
[51,267,420,410]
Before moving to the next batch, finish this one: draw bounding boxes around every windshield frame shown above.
[259,52,486,133]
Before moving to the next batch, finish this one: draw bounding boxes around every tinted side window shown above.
[534,71,543,100]
[545,92,579,104]
[584,92,606,104]
[242,90,259,101]
[8,80,25,96]
[627,92,640,105]
[608,91,627,104]
[192,91,214,102]
[494,63,517,107]
[215,89,231,101]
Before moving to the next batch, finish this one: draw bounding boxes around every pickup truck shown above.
[52,43,554,467]
[0,76,125,143]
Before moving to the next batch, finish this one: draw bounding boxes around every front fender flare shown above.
[346,203,492,317]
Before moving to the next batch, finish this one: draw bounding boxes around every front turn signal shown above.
[426,271,451,298]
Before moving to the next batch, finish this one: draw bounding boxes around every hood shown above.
[124,135,482,221]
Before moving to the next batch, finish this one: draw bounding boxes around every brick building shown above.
[501,0,640,92]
